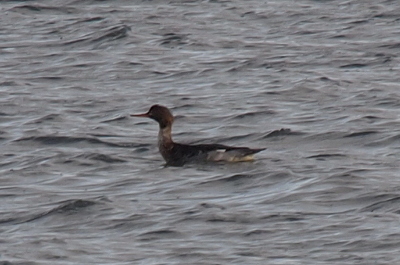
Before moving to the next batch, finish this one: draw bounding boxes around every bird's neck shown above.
[158,125,173,149]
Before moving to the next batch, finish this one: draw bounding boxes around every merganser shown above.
[131,105,265,166]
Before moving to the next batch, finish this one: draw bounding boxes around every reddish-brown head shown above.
[131,105,174,128]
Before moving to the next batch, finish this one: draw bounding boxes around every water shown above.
[1,0,400,264]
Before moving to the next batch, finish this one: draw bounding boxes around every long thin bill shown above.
[131,113,149,117]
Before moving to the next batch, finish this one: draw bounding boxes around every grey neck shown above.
[158,126,173,148]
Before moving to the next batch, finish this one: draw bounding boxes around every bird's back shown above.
[166,143,265,166]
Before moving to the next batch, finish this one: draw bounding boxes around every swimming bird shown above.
[131,105,265,166]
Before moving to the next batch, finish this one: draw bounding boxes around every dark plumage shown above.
[132,105,265,166]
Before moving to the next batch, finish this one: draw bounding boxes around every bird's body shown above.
[132,105,265,166]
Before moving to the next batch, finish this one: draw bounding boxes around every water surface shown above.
[1,0,400,264]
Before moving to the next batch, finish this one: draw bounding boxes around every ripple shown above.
[0,199,97,225]
[344,131,379,138]
[2,0,400,264]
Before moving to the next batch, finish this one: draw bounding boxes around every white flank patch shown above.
[230,155,254,162]
[206,150,255,162]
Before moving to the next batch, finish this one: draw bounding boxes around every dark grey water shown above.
[1,0,400,264]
